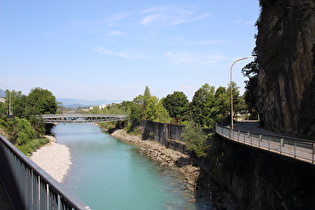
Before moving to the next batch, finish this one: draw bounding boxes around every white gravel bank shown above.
[30,135,71,183]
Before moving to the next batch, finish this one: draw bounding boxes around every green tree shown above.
[143,86,152,110]
[129,95,144,123]
[26,87,58,116]
[214,86,230,124]
[226,82,240,123]
[0,100,6,114]
[181,121,208,157]
[162,91,189,123]
[145,96,171,123]
[190,84,216,128]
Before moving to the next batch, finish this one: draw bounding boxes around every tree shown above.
[129,95,144,123]
[162,91,189,123]
[190,84,216,128]
[26,87,58,116]
[181,121,208,157]
[214,86,230,124]
[143,86,151,110]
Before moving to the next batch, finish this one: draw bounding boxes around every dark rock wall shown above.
[256,0,315,136]
[203,136,315,210]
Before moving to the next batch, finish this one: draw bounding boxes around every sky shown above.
[0,0,260,101]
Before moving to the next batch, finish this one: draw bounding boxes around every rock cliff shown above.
[256,0,315,136]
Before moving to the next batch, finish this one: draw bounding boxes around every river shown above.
[53,124,200,209]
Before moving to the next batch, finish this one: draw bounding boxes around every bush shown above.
[15,118,37,146]
[180,121,208,157]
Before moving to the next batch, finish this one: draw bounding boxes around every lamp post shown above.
[230,56,253,129]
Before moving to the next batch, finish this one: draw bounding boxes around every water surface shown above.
[54,124,197,210]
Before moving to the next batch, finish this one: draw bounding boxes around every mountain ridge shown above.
[57,98,122,108]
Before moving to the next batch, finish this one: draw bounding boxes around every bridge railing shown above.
[0,135,90,210]
[215,124,315,164]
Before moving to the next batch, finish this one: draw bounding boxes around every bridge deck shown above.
[41,114,127,124]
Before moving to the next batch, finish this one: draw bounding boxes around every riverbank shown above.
[30,135,71,183]
[111,130,202,200]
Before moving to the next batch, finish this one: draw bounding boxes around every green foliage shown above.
[98,121,117,130]
[180,121,208,157]
[17,138,49,155]
[162,91,189,123]
[26,87,58,115]
[127,86,171,123]
[214,86,230,123]
[14,117,37,146]
[190,84,218,128]
[129,95,145,123]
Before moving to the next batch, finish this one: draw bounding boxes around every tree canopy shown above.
[162,91,189,123]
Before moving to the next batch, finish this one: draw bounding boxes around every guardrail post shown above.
[313,143,315,164]
[294,140,296,158]
[259,135,262,148]
[243,132,246,143]
[238,130,240,142]
[280,138,284,154]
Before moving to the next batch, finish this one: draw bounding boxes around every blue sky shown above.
[0,0,260,101]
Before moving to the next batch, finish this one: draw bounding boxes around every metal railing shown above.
[215,124,315,164]
[0,135,90,210]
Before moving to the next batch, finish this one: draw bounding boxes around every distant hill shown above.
[0,89,5,97]
[57,98,122,109]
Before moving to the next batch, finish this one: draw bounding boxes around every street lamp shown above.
[230,56,253,129]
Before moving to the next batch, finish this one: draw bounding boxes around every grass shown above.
[17,137,50,156]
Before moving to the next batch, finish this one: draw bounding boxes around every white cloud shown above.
[164,51,228,67]
[108,30,124,36]
[93,47,150,60]
[139,6,208,27]
[93,47,129,58]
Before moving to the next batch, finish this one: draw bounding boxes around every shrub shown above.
[180,121,208,157]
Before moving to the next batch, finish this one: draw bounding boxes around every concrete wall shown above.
[139,120,185,146]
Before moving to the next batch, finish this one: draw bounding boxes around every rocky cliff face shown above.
[256,0,315,136]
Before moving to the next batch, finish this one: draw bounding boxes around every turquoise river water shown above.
[53,124,204,210]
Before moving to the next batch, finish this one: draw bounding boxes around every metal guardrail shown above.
[215,124,315,164]
[0,135,90,210]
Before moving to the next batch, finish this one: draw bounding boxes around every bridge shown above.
[215,123,315,165]
[41,114,127,124]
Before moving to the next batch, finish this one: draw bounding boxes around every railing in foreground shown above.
[0,135,90,210]
[215,124,315,165]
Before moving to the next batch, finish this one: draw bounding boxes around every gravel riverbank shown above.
[30,135,71,183]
